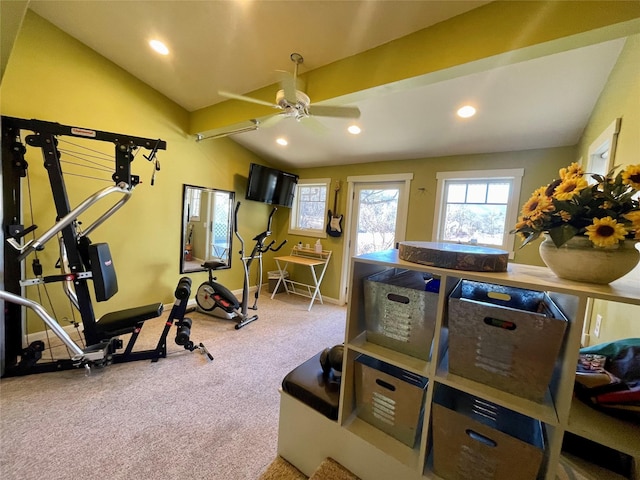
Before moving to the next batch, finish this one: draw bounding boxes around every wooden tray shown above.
[398,241,508,272]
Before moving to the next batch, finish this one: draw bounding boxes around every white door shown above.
[205,191,232,264]
[340,174,412,303]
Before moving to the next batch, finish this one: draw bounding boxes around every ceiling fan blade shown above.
[308,105,361,119]
[299,115,329,134]
[195,119,259,141]
[218,90,278,108]
[260,113,285,129]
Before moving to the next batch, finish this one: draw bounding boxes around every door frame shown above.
[339,173,413,304]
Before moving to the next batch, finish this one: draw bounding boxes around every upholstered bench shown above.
[282,351,341,421]
[95,303,163,338]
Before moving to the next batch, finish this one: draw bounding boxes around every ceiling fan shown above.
[197,53,360,141]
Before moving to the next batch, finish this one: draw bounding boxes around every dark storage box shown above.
[363,269,441,360]
[354,354,428,447]
[432,384,544,480]
[448,280,567,401]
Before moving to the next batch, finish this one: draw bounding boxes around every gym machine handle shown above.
[11,184,133,261]
[0,290,84,358]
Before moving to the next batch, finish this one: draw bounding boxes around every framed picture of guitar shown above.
[326,180,343,237]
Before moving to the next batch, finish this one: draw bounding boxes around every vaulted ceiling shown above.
[4,1,638,168]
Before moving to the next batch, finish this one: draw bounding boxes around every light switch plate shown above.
[594,314,603,337]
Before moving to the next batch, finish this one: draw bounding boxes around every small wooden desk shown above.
[271,247,332,311]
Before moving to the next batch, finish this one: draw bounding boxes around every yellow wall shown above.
[575,34,640,345]
[0,0,29,82]
[0,11,274,329]
[278,147,574,299]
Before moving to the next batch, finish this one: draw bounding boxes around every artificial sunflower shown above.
[621,164,640,190]
[584,216,628,247]
[512,163,640,248]
[520,189,554,220]
[558,210,572,222]
[559,162,583,180]
[623,211,640,239]
[553,176,589,201]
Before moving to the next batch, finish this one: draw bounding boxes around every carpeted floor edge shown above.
[258,456,306,480]
[259,456,361,480]
[309,457,360,480]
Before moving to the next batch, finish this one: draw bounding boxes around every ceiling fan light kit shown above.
[276,89,311,118]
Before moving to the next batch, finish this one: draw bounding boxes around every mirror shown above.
[181,184,235,273]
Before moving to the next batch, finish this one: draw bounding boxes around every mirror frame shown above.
[180,184,235,274]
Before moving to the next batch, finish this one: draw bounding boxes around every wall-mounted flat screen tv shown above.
[245,163,299,208]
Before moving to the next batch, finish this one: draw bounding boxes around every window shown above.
[188,187,201,221]
[289,178,330,237]
[433,169,523,256]
[585,118,621,181]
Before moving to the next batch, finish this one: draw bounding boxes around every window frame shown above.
[432,168,524,258]
[585,117,621,180]
[188,187,202,222]
[288,177,331,238]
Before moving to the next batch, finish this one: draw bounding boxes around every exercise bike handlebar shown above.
[267,239,287,252]
[234,201,245,252]
[234,203,285,252]
[250,206,276,243]
[266,206,277,233]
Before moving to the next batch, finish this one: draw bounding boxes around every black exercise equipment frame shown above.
[195,202,286,329]
[1,116,166,376]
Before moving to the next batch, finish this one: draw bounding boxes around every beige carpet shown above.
[0,291,346,480]
[258,456,306,480]
[309,457,361,480]
[259,456,360,480]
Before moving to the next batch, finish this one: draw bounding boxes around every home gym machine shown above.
[1,116,208,377]
[195,202,285,329]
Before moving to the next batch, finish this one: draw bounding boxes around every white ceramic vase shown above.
[538,234,640,284]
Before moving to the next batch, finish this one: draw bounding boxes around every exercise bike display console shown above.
[195,202,285,329]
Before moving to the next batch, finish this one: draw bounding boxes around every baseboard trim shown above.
[25,323,80,345]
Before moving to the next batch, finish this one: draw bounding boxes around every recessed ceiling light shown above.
[276,137,288,146]
[348,125,361,135]
[149,40,169,55]
[457,105,476,118]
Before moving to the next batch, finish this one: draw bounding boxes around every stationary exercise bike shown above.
[195,202,285,329]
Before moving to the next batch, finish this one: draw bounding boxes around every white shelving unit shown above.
[277,249,640,480]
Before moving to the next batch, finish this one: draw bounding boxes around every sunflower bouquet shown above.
[512,163,640,248]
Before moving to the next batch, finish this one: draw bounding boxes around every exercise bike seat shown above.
[96,303,163,338]
[202,260,227,270]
